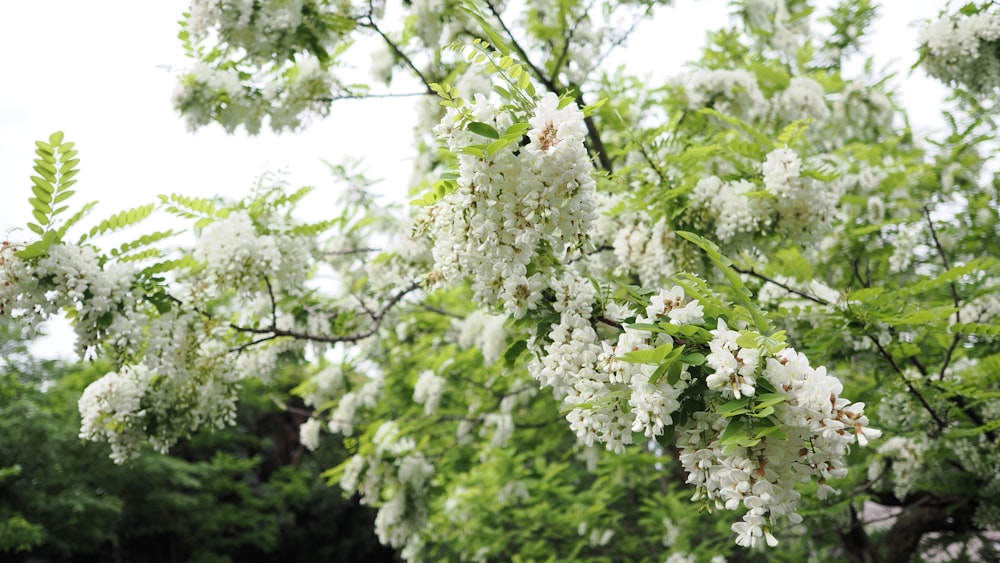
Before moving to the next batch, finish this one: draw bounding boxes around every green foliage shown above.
[0,318,391,562]
[7,1,1000,562]
[16,132,81,259]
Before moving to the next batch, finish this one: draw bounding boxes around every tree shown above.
[0,317,393,563]
[2,0,999,561]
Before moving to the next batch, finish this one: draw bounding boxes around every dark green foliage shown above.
[0,318,395,563]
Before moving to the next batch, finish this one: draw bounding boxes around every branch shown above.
[483,0,613,172]
[867,333,947,432]
[595,315,623,330]
[316,91,431,103]
[732,266,831,306]
[324,247,382,257]
[359,3,435,95]
[923,205,963,380]
[228,279,423,351]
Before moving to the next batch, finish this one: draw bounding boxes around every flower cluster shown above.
[187,0,319,63]
[691,148,841,245]
[451,309,508,365]
[338,421,435,553]
[195,211,282,295]
[427,92,597,318]
[919,10,1000,94]
[0,242,143,359]
[687,69,768,122]
[172,53,334,133]
[679,342,879,548]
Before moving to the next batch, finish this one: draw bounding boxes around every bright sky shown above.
[1,0,948,358]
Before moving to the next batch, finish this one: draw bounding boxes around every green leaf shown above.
[53,190,75,204]
[30,185,52,203]
[504,122,530,137]
[467,121,500,139]
[680,353,706,366]
[719,399,751,417]
[503,339,528,368]
[754,424,788,441]
[34,141,54,156]
[622,342,673,365]
[31,209,48,226]
[581,97,608,118]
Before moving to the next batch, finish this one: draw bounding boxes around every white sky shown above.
[0,0,948,358]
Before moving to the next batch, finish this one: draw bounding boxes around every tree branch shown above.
[359,3,435,95]
[228,279,423,352]
[867,333,947,432]
[923,205,963,380]
[732,266,831,306]
[483,0,613,172]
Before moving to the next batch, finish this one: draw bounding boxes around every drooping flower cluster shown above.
[687,69,769,122]
[587,195,680,287]
[773,77,830,123]
[172,52,334,133]
[338,421,435,554]
[195,210,282,295]
[451,309,508,365]
[691,147,842,245]
[186,0,318,63]
[0,242,143,359]
[919,10,1000,94]
[78,330,242,465]
[679,340,879,548]
[427,92,597,318]
[740,0,807,59]
[78,365,152,464]
[530,281,703,454]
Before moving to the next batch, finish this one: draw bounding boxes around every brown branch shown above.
[483,0,613,172]
[595,315,623,330]
[228,279,423,352]
[923,205,964,381]
[359,3,435,95]
[867,333,947,432]
[316,92,430,103]
[883,498,976,563]
[732,265,831,306]
[325,247,382,257]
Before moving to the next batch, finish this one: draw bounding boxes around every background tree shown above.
[2,1,999,562]
[0,317,393,563]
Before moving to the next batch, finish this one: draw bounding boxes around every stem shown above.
[923,205,962,380]
[732,266,831,306]
[867,333,946,432]
[360,3,435,94]
[228,279,423,352]
[483,0,613,172]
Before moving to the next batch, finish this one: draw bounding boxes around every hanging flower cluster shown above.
[426,92,597,318]
[919,9,1000,94]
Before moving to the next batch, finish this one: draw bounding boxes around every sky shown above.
[1,0,949,358]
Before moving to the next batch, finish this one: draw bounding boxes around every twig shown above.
[867,333,946,432]
[325,247,382,257]
[359,2,435,94]
[923,205,963,380]
[731,266,831,306]
[595,315,623,330]
[316,92,430,103]
[228,279,423,352]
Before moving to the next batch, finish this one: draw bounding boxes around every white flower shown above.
[300,417,322,451]
[413,370,446,415]
[919,12,1000,93]
[774,77,830,122]
[762,148,801,198]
